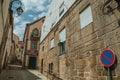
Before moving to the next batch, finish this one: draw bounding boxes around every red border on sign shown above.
[100,49,115,67]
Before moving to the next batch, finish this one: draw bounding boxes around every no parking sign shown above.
[100,49,116,80]
[100,49,115,67]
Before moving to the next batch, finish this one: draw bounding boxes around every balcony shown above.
[27,49,38,56]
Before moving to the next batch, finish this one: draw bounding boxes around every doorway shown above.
[41,59,43,73]
[28,56,36,69]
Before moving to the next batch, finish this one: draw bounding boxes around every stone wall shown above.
[0,0,11,70]
[39,0,120,80]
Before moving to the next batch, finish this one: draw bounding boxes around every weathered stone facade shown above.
[10,34,23,64]
[2,23,13,69]
[39,0,120,80]
[23,17,45,69]
[18,41,24,65]
[0,0,13,72]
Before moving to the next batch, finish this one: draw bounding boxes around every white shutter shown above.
[50,38,54,48]
[80,5,93,28]
[59,28,66,42]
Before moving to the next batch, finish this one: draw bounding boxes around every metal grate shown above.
[8,76,14,79]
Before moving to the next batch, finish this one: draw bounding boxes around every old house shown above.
[39,0,120,80]
[23,16,45,69]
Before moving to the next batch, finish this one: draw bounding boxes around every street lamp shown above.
[16,6,23,16]
[9,0,24,16]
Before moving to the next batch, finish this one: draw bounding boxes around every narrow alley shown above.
[1,0,120,80]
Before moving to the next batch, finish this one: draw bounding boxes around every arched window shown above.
[32,29,39,37]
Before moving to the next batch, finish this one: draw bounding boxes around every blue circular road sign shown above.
[100,49,115,67]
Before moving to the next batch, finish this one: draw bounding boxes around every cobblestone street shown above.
[0,68,42,80]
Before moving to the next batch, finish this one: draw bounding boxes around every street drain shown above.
[8,76,14,79]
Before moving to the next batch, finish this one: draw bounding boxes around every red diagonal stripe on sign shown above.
[103,54,112,63]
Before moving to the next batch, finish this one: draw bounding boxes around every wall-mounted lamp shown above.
[16,6,23,16]
[106,5,114,14]
[101,0,120,15]
[9,0,24,16]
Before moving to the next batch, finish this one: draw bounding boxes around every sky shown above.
[13,0,51,40]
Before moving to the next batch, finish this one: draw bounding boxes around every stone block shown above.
[84,72,90,77]
[113,76,118,80]
[97,77,107,80]
[96,66,104,71]
[78,72,84,77]
[102,70,107,76]
[81,24,93,38]
[116,64,120,76]
[88,56,97,67]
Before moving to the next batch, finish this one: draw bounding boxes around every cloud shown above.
[28,15,34,17]
[21,0,50,12]
[13,0,51,40]
[14,16,22,24]
[14,20,30,40]
[38,12,46,18]
[33,17,37,21]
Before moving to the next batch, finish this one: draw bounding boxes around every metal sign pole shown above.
[108,67,112,80]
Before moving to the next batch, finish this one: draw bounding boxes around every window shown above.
[42,46,44,51]
[32,29,39,37]
[31,41,37,49]
[48,63,53,73]
[59,2,65,16]
[58,28,66,55]
[50,38,54,49]
[79,5,93,29]
[59,42,66,54]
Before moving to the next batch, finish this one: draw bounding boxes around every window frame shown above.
[48,63,53,74]
[58,41,66,55]
[30,41,37,49]
[58,28,66,55]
